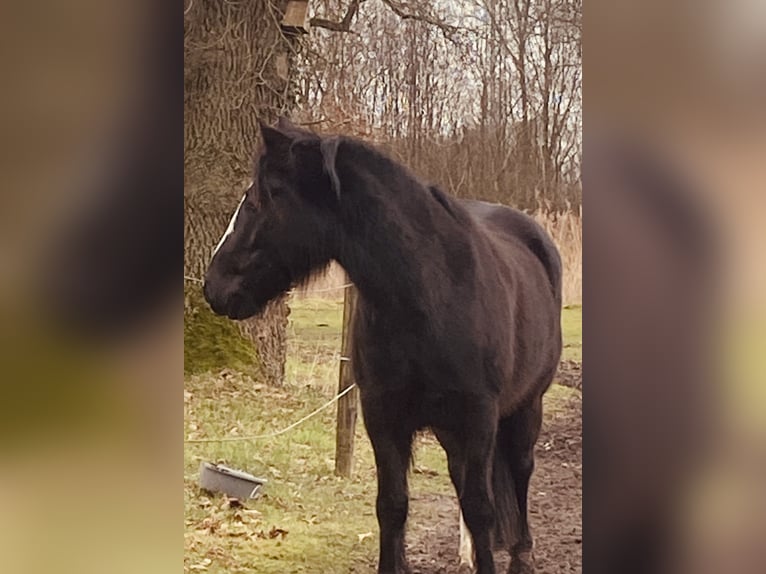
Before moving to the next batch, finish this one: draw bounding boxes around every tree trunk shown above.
[184,0,297,385]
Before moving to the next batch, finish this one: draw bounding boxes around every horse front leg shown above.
[366,414,414,574]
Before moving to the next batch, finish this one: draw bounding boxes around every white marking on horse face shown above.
[459,510,475,570]
[212,193,247,258]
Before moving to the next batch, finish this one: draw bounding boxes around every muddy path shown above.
[348,365,582,574]
[405,385,582,574]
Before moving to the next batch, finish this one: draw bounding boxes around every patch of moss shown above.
[184,288,262,378]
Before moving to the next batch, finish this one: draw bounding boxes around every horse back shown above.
[461,199,562,305]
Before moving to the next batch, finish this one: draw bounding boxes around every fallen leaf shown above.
[268,527,289,539]
[357,532,373,543]
[189,558,212,571]
[269,467,283,479]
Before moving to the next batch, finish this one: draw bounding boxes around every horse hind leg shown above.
[459,510,475,573]
[462,435,499,573]
[442,404,499,574]
[433,428,475,572]
[502,397,544,574]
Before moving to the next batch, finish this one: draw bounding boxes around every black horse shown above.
[204,118,562,574]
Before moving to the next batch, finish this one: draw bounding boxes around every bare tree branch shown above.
[300,0,580,210]
[380,0,459,38]
[310,0,366,33]
[310,1,462,42]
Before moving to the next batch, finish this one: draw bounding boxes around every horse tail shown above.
[492,417,521,549]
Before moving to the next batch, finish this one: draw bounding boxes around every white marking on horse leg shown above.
[459,510,475,571]
[212,193,247,257]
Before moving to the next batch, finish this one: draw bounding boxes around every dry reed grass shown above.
[296,210,582,306]
[533,209,582,306]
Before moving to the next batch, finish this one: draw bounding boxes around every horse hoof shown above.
[507,552,534,574]
[457,563,474,574]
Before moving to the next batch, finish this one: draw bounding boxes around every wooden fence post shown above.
[334,284,359,478]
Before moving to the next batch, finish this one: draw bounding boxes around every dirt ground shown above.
[402,371,582,574]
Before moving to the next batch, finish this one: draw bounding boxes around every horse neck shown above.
[335,162,470,313]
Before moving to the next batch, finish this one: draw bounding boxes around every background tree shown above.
[184,0,302,385]
[299,0,581,210]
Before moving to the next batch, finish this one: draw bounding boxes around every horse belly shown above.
[419,391,464,430]
[496,326,561,415]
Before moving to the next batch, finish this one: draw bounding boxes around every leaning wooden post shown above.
[334,283,359,478]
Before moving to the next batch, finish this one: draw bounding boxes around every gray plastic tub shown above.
[198,462,267,499]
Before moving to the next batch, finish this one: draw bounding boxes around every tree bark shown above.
[184,0,297,385]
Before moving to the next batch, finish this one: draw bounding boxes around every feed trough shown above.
[199,462,267,500]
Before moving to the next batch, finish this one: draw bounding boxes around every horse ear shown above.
[320,137,342,200]
[277,116,317,140]
[277,116,297,131]
[259,121,292,155]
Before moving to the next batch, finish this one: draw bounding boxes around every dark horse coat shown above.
[204,119,562,574]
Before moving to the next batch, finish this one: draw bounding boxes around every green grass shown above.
[185,375,379,573]
[184,297,583,573]
[561,304,582,362]
[284,298,345,390]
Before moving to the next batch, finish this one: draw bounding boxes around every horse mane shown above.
[335,136,470,224]
[336,136,413,182]
[427,184,466,222]
[324,136,480,312]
